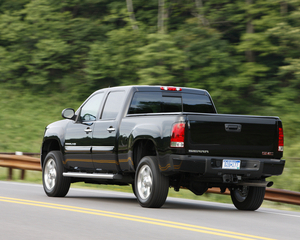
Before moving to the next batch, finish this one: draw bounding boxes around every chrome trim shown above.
[63,172,117,179]
[92,146,114,152]
[64,146,91,153]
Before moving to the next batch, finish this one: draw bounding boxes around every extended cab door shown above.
[64,92,104,171]
[91,91,126,173]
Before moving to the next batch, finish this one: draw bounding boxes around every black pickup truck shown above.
[41,85,285,210]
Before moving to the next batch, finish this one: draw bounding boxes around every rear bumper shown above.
[159,154,285,179]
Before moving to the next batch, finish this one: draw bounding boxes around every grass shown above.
[0,87,81,153]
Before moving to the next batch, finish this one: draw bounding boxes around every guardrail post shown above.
[15,152,25,180]
[20,170,25,180]
[8,168,13,180]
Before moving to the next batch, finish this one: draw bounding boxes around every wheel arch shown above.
[132,138,157,170]
[41,138,63,167]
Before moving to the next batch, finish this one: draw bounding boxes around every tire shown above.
[42,151,70,197]
[135,156,169,208]
[131,182,136,196]
[230,186,265,211]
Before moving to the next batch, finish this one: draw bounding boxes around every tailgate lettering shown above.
[188,150,209,154]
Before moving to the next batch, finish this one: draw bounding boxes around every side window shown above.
[80,93,104,121]
[102,91,125,120]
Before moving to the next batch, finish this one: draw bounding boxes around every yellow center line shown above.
[0,196,276,240]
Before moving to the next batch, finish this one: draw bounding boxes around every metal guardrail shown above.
[0,153,300,206]
[0,154,41,180]
[0,152,40,157]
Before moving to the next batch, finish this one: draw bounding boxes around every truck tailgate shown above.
[186,114,281,159]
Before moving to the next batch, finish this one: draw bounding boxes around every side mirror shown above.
[62,108,75,120]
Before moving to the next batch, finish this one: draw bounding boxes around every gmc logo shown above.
[262,152,274,156]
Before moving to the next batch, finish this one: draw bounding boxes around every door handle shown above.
[107,127,115,133]
[225,124,242,132]
[84,127,93,133]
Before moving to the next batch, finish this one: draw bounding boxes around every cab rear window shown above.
[128,92,215,114]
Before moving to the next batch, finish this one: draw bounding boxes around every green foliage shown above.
[1,0,300,198]
[0,0,299,137]
[136,33,187,85]
[1,0,300,212]
[0,0,30,13]
[173,19,243,113]
[0,0,108,99]
[0,0,299,119]
[85,18,146,88]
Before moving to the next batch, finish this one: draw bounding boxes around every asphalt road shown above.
[0,181,299,240]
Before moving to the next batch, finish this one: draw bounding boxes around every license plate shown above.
[222,160,240,169]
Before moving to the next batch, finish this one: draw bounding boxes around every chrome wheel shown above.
[44,158,57,191]
[42,151,70,197]
[137,165,153,200]
[135,156,169,208]
[232,186,249,202]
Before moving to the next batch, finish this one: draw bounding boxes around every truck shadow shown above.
[66,195,237,212]
[66,195,137,205]
[163,199,236,211]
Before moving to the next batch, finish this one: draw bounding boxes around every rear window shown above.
[182,93,216,113]
[128,92,215,114]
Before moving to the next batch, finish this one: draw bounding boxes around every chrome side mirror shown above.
[62,108,75,120]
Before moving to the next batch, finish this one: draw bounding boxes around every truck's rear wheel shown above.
[230,186,265,211]
[43,151,70,197]
[131,182,136,196]
[135,156,169,208]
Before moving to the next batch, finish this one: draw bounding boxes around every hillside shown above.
[1,1,300,194]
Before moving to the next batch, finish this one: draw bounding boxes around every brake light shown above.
[278,127,284,152]
[170,123,185,148]
[160,86,182,91]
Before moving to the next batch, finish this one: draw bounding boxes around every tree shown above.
[85,16,146,89]
[136,33,186,85]
[126,0,138,29]
[0,0,107,98]
[1,0,300,122]
[173,19,242,113]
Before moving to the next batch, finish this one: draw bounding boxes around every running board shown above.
[63,172,122,180]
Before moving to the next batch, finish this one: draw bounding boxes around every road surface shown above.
[0,181,299,240]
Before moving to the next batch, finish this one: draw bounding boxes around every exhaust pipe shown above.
[237,181,273,188]
[222,174,273,187]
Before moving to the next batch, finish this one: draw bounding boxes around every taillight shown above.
[170,123,185,148]
[160,86,182,91]
[278,127,284,152]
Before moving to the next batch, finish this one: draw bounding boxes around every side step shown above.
[63,172,122,180]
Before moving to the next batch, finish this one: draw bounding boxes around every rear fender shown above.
[129,124,161,150]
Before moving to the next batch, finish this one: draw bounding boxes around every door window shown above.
[102,91,125,120]
[80,93,104,122]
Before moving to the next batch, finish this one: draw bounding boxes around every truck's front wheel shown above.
[230,186,265,211]
[42,151,70,197]
[135,156,169,208]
